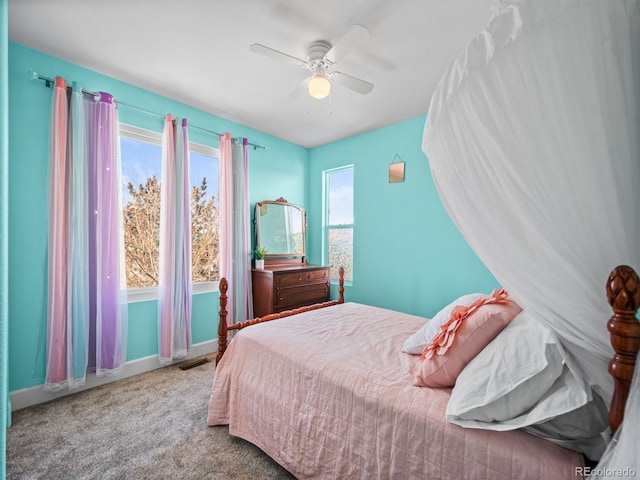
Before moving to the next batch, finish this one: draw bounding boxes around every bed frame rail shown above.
[606,264,640,433]
[216,267,345,365]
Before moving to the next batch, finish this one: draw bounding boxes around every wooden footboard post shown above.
[216,277,229,366]
[338,267,345,304]
[605,265,640,433]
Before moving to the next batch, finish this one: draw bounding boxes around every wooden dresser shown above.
[252,264,331,318]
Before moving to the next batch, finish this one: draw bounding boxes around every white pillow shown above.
[402,293,486,354]
[446,312,588,429]
[524,393,609,461]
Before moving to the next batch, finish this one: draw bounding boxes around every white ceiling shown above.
[8,0,495,148]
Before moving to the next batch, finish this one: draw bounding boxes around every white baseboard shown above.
[10,339,217,412]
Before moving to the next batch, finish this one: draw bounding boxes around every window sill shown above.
[126,281,220,303]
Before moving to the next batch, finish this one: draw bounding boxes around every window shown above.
[189,143,220,286]
[119,124,220,300]
[324,166,354,282]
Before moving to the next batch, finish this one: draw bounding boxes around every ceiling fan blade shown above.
[332,71,374,95]
[249,43,307,67]
[325,24,370,63]
[287,77,309,100]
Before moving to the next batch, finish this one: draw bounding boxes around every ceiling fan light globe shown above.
[308,75,331,99]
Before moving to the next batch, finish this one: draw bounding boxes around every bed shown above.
[207,266,640,479]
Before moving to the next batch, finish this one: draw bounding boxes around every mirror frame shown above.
[255,198,306,260]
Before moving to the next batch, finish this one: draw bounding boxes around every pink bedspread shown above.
[208,302,584,479]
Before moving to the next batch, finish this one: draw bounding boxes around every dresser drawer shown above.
[252,265,331,318]
[275,282,330,310]
[274,269,329,287]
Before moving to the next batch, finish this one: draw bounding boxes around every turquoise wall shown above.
[8,42,498,401]
[1,0,10,476]
[308,116,498,318]
[7,42,309,392]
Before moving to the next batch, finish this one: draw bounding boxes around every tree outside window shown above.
[120,125,219,292]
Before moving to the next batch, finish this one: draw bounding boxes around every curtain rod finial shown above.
[27,69,38,80]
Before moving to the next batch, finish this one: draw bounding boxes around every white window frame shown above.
[119,123,220,303]
[323,165,354,285]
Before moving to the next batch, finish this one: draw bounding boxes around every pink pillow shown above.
[411,292,522,388]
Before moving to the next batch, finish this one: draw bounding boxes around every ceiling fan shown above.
[250,24,374,100]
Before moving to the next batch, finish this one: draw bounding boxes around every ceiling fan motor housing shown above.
[305,41,331,78]
[306,40,331,62]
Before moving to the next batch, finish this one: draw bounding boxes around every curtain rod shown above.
[28,70,267,151]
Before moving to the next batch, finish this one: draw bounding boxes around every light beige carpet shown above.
[7,356,296,479]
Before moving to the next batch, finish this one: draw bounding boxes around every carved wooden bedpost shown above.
[605,265,640,433]
[338,267,345,304]
[216,277,229,366]
[215,267,346,365]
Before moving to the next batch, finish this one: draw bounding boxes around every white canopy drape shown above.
[422,0,639,461]
[424,0,639,401]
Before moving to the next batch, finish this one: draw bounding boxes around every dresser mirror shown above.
[255,198,306,259]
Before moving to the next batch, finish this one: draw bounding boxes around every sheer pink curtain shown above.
[219,134,253,324]
[46,77,69,387]
[158,115,192,364]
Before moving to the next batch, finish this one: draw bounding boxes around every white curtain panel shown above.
[219,135,253,325]
[231,139,253,323]
[423,0,639,402]
[158,116,192,364]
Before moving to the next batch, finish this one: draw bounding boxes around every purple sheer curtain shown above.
[158,115,192,364]
[219,134,253,325]
[46,82,127,391]
[86,92,127,375]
